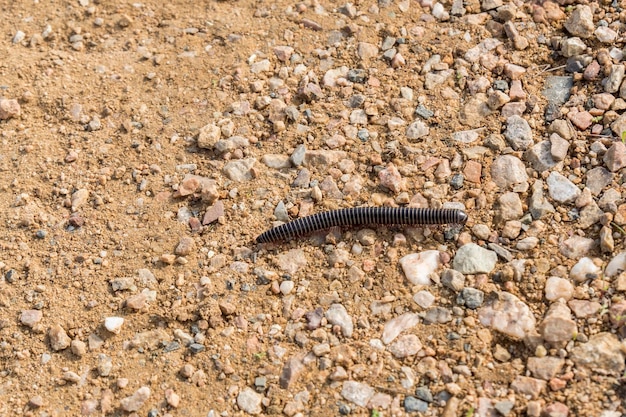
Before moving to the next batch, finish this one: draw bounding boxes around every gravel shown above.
[2,0,626,415]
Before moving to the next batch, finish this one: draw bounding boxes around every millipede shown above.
[256,207,468,244]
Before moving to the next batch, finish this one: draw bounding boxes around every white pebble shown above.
[104,317,124,334]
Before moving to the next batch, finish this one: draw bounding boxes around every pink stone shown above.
[464,161,482,183]
[604,142,626,172]
[509,80,527,101]
[567,110,593,130]
[542,402,568,417]
[0,98,21,120]
[202,200,224,225]
[378,163,404,193]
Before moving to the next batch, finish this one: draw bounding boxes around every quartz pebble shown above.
[104,317,124,334]
[399,251,441,285]
[120,387,151,412]
[341,381,375,407]
[325,304,354,337]
[478,291,536,340]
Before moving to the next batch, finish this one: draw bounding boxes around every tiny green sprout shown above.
[565,5,574,12]
[572,331,578,341]
[253,351,266,360]
[622,130,626,143]
[612,222,626,235]
[591,115,603,123]
[371,409,381,417]
[465,407,475,417]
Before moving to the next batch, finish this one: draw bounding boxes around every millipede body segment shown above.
[256,207,468,244]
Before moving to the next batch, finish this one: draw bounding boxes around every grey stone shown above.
[560,37,586,57]
[543,76,573,106]
[290,144,306,166]
[404,396,428,413]
[423,307,452,324]
[578,202,603,229]
[223,158,257,182]
[525,141,557,172]
[585,167,612,195]
[458,288,484,309]
[237,387,263,415]
[406,120,429,140]
[529,180,555,219]
[605,64,625,94]
[504,115,533,150]
[441,268,465,292]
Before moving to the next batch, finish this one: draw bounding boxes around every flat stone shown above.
[570,332,625,374]
[202,200,224,225]
[453,243,497,274]
[341,381,375,407]
[527,356,564,380]
[20,310,42,328]
[568,300,601,318]
[525,141,557,172]
[277,249,307,274]
[223,158,257,182]
[559,236,595,259]
[441,269,465,292]
[379,163,404,193]
[382,313,420,344]
[585,167,612,195]
[497,192,523,221]
[511,376,546,399]
[529,180,555,219]
[491,155,528,189]
[388,334,423,358]
[237,387,263,415]
[478,291,536,340]
[543,76,573,106]
[546,172,581,203]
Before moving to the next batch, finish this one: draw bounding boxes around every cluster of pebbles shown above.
[2,0,626,416]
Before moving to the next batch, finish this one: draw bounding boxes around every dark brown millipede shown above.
[256,207,468,244]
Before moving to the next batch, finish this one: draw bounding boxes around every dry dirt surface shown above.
[1,0,626,416]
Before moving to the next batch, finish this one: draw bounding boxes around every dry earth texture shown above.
[1,0,626,416]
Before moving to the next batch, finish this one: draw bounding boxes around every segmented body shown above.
[256,207,468,244]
